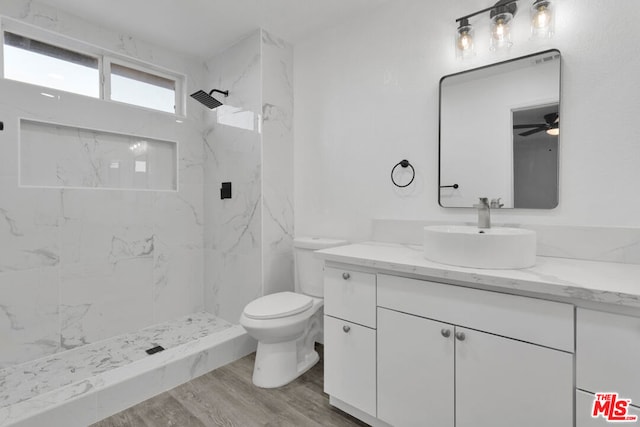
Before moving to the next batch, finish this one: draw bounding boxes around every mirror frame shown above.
[438,49,561,209]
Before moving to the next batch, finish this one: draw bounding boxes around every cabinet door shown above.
[377,308,454,427]
[455,327,573,427]
[324,315,376,417]
[577,308,640,404]
[576,389,640,426]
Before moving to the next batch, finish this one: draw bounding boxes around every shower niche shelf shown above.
[19,119,177,191]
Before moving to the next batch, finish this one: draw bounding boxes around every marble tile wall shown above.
[20,120,177,191]
[203,29,294,323]
[203,31,263,324]
[261,31,295,296]
[1,1,295,365]
[0,1,206,367]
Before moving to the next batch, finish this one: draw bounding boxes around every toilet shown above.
[240,237,347,388]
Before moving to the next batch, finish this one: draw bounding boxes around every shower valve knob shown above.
[342,272,350,280]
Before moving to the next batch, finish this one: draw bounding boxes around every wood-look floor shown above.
[92,345,368,427]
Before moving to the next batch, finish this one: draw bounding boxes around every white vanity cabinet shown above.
[376,274,574,427]
[319,243,640,427]
[323,267,377,417]
[576,308,640,426]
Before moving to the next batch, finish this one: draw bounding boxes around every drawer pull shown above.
[342,272,351,280]
[343,325,351,333]
[441,328,451,338]
[455,331,466,341]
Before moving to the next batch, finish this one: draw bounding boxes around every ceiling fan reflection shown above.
[513,112,559,136]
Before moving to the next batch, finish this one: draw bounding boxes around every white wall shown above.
[294,0,640,242]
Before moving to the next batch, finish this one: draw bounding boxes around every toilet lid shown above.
[243,292,313,320]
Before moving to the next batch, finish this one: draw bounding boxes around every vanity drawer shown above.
[324,267,376,328]
[577,308,640,404]
[377,274,574,352]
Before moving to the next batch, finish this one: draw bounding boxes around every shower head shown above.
[190,89,229,109]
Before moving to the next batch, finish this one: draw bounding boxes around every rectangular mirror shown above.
[439,49,561,209]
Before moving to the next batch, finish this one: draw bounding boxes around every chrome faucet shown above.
[474,197,491,229]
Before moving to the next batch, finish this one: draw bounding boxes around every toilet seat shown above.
[243,292,313,320]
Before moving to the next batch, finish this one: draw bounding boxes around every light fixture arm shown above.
[455,0,518,23]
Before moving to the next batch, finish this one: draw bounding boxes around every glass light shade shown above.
[490,12,513,51]
[455,22,475,59]
[531,0,554,39]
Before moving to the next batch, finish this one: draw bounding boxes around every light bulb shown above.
[530,0,554,39]
[494,19,507,38]
[490,12,513,51]
[533,7,550,29]
[458,31,473,51]
[546,127,559,136]
[455,19,475,59]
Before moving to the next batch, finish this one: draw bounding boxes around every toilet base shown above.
[252,340,319,388]
[251,310,322,388]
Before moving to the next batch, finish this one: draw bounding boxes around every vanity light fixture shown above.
[454,0,554,58]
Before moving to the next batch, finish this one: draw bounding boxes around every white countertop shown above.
[316,242,640,310]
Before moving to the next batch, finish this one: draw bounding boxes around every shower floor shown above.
[0,312,255,427]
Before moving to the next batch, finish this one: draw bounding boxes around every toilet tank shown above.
[294,237,348,297]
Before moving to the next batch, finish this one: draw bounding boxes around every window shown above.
[110,62,176,114]
[3,32,99,98]
[1,23,184,115]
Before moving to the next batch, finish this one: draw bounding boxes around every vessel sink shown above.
[423,225,536,269]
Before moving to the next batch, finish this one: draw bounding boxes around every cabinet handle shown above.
[342,272,351,280]
[441,328,451,338]
[343,325,351,333]
[455,331,466,341]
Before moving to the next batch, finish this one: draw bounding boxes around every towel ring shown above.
[391,159,415,188]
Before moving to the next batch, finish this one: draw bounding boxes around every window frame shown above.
[104,57,184,115]
[0,17,186,116]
